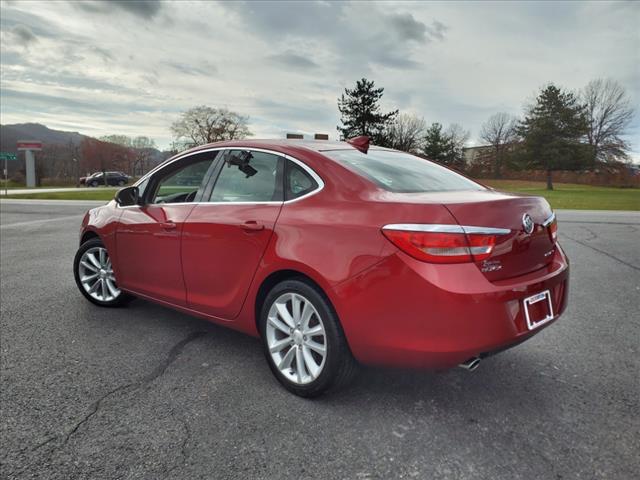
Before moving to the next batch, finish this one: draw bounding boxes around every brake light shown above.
[544,214,558,243]
[382,229,497,264]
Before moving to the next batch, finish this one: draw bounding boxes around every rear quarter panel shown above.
[232,151,464,336]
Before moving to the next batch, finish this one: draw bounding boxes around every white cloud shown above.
[0,0,638,158]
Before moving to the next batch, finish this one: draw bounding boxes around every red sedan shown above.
[73,137,569,397]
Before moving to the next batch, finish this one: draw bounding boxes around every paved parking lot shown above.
[0,188,101,196]
[1,199,638,480]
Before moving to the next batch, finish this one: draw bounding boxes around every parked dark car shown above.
[81,171,130,187]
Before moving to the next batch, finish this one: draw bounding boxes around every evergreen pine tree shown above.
[516,85,590,190]
[337,78,398,146]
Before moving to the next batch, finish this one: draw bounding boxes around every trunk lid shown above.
[442,190,555,281]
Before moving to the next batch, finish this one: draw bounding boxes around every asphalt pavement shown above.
[0,188,109,196]
[1,200,638,480]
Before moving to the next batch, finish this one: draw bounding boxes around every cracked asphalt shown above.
[1,200,639,480]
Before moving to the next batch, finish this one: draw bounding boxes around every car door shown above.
[115,151,220,305]
[181,149,284,319]
[91,173,103,186]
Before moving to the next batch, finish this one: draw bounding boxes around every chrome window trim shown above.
[118,201,283,209]
[542,212,556,227]
[382,223,511,235]
[282,155,325,204]
[119,146,325,209]
[134,146,227,185]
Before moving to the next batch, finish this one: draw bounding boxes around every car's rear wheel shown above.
[73,238,130,307]
[259,279,357,397]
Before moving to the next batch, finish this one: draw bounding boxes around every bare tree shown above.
[582,78,634,162]
[100,134,132,147]
[480,112,519,177]
[385,113,427,153]
[171,106,252,149]
[131,136,157,176]
[445,123,470,170]
[446,123,470,153]
[99,135,158,176]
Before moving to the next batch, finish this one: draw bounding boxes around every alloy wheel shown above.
[78,246,121,302]
[266,292,327,385]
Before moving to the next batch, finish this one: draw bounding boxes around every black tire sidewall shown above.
[73,238,128,308]
[259,279,349,397]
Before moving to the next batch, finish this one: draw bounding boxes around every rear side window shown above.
[285,160,318,200]
[209,150,283,202]
[324,149,484,193]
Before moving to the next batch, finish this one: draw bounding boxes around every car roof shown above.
[176,138,392,157]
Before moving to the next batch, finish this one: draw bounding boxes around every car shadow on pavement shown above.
[115,298,559,419]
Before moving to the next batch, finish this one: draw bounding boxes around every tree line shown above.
[9,75,632,188]
[336,77,635,190]
[3,134,161,185]
[168,77,633,191]
[80,135,158,178]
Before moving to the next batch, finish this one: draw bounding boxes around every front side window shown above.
[209,150,283,202]
[150,152,218,204]
[324,149,484,193]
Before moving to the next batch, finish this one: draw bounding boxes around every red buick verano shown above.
[73,137,569,397]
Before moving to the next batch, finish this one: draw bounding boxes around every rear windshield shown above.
[324,149,484,193]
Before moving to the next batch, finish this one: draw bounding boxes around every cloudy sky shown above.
[1,0,638,156]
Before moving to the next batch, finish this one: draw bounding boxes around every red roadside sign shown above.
[17,140,43,151]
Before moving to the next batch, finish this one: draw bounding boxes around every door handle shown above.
[241,221,264,231]
[160,221,177,230]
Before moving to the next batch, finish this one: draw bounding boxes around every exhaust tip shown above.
[459,357,480,371]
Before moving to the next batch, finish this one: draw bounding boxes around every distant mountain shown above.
[0,123,170,180]
[0,123,89,152]
[0,123,167,162]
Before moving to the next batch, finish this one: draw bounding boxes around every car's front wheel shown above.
[90,180,98,187]
[73,238,130,307]
[259,279,357,397]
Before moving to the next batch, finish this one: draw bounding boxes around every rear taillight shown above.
[544,213,558,243]
[382,229,497,264]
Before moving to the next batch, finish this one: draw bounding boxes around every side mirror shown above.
[115,186,139,206]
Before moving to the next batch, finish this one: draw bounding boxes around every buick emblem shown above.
[522,213,534,234]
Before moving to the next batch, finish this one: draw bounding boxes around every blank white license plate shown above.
[523,290,554,330]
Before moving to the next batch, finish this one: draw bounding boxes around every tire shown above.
[90,181,98,187]
[73,238,131,307]
[117,180,125,186]
[259,279,358,397]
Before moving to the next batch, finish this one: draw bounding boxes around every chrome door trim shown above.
[382,223,511,235]
[127,146,325,208]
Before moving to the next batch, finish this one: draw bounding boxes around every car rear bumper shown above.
[332,243,569,369]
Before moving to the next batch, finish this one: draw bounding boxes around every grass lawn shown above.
[2,189,118,201]
[2,180,638,211]
[482,179,639,211]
